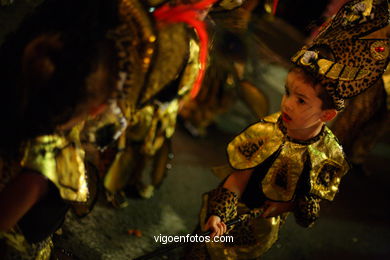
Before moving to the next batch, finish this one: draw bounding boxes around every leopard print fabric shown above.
[207,188,263,247]
[316,0,389,41]
[183,187,239,260]
[207,187,238,224]
[292,0,389,110]
[325,38,389,99]
[294,194,322,228]
[226,218,257,246]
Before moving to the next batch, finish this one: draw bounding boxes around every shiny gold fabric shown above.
[142,99,179,156]
[261,140,307,201]
[140,23,188,104]
[206,216,279,260]
[104,99,179,192]
[104,30,199,193]
[127,105,155,142]
[0,228,53,260]
[21,125,88,202]
[227,112,349,201]
[292,50,372,82]
[227,113,284,170]
[104,0,201,197]
[1,145,56,260]
[127,99,179,154]
[199,196,279,260]
[307,128,349,200]
[103,145,134,193]
[178,37,201,97]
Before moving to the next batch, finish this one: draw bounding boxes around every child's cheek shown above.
[303,110,322,123]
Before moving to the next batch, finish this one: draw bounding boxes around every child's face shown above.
[281,70,327,134]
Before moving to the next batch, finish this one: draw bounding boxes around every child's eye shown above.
[298,98,305,104]
[284,86,290,96]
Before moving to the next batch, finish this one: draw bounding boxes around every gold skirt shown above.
[200,195,280,260]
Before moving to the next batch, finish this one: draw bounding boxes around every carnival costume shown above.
[188,112,348,259]
[103,0,248,201]
[0,0,120,258]
[0,125,88,259]
[291,0,389,169]
[187,0,389,259]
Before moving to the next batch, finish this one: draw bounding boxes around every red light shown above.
[375,46,385,52]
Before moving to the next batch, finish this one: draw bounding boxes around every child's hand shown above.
[203,215,227,239]
[261,200,295,218]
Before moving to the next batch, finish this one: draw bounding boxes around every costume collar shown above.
[227,112,349,201]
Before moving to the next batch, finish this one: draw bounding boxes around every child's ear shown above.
[321,109,337,122]
[22,33,63,83]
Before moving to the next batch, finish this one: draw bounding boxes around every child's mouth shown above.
[282,112,292,122]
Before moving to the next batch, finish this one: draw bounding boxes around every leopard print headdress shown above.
[291,0,389,110]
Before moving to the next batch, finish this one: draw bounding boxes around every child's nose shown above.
[282,96,292,111]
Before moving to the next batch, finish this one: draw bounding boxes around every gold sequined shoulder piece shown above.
[227,112,284,170]
[21,129,88,202]
[261,140,307,202]
[308,127,349,201]
[262,112,281,123]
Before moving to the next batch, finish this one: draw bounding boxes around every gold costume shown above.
[0,125,88,259]
[104,0,204,200]
[228,112,348,202]
[291,0,389,110]
[199,195,281,260]
[186,1,389,259]
[193,113,348,259]
[21,126,88,203]
[291,0,389,175]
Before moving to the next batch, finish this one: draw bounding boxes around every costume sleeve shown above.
[293,194,321,228]
[207,186,238,223]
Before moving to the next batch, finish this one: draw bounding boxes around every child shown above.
[185,0,389,259]
[0,0,119,258]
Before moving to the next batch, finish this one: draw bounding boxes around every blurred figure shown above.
[103,0,224,203]
[179,0,270,137]
[0,0,120,258]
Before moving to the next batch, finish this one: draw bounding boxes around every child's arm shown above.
[222,169,253,197]
[0,171,48,231]
[203,169,253,238]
